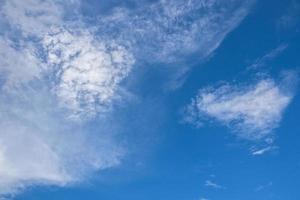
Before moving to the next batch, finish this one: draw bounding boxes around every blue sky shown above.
[0,0,300,200]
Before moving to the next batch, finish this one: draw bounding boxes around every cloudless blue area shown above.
[15,0,300,199]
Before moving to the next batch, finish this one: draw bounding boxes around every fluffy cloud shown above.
[185,76,295,140]
[43,28,134,120]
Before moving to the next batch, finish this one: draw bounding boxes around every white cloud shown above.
[43,28,134,120]
[185,76,295,140]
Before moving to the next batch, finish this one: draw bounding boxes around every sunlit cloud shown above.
[184,73,296,140]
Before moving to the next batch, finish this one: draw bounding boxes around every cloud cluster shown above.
[0,0,256,198]
[185,76,295,140]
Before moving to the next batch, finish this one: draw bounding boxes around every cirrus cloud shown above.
[97,0,256,63]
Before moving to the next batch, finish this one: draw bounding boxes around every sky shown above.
[0,0,299,200]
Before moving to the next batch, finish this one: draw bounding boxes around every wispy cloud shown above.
[205,180,225,189]
[248,44,288,70]
[251,146,277,156]
[96,0,255,88]
[184,73,296,140]
[98,0,255,62]
[255,181,273,192]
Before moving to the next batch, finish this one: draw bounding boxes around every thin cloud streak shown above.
[248,44,288,70]
[251,146,277,156]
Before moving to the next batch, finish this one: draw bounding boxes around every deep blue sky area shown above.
[1,0,300,200]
